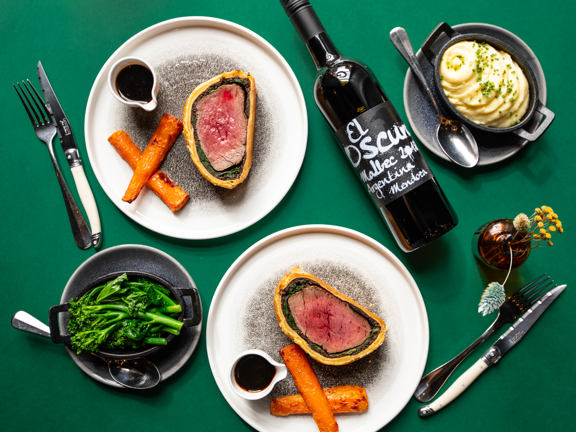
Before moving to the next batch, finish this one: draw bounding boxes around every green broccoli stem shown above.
[85,304,182,331]
[159,326,181,336]
[138,311,183,331]
[150,305,182,314]
[144,337,168,346]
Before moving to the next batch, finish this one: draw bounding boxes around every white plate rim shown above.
[206,224,429,431]
[84,16,308,239]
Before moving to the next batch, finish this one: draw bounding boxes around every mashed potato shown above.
[439,40,529,128]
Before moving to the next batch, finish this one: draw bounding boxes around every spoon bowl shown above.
[108,358,161,390]
[390,27,479,168]
[11,310,162,390]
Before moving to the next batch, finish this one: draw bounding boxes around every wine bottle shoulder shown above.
[313,58,389,129]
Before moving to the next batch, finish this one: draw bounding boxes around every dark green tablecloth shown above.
[1,1,574,430]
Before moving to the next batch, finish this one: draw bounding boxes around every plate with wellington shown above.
[85,17,307,239]
[207,225,429,432]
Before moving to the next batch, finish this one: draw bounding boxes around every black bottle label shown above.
[335,101,433,206]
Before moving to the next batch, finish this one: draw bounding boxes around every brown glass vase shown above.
[473,218,531,270]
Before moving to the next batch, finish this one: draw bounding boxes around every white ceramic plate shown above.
[85,17,307,239]
[206,225,428,432]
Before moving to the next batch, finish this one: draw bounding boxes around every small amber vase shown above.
[473,218,531,270]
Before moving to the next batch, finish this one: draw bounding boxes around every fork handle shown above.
[47,145,93,249]
[414,317,503,402]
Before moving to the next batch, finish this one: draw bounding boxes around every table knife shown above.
[418,283,566,417]
[37,61,102,248]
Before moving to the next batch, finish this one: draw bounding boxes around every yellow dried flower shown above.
[511,204,563,250]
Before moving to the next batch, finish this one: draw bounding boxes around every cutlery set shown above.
[11,44,567,423]
[14,61,101,249]
[415,275,566,416]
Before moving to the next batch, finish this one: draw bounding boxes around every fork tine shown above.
[511,274,555,308]
[24,79,50,124]
[524,280,555,304]
[517,274,548,294]
[13,81,40,126]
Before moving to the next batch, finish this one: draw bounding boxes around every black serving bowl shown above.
[49,270,201,360]
[422,22,554,142]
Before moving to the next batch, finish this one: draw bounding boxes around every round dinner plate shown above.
[85,17,307,239]
[61,244,202,388]
[207,225,428,431]
[403,23,547,166]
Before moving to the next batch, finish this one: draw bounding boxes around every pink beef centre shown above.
[287,284,372,354]
[195,83,248,171]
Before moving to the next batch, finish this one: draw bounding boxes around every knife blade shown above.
[37,61,102,248]
[418,284,566,417]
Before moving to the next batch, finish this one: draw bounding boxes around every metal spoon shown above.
[107,358,161,390]
[11,310,161,390]
[390,27,479,168]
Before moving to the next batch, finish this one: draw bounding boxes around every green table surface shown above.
[1,1,574,431]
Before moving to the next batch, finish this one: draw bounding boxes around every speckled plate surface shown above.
[403,23,547,166]
[85,17,307,239]
[206,225,428,432]
[61,244,202,388]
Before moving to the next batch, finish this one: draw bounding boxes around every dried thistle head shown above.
[513,213,531,233]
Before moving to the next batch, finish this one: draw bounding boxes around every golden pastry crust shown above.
[274,266,387,366]
[182,70,256,189]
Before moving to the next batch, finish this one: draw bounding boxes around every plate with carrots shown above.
[85,17,307,239]
[207,225,429,431]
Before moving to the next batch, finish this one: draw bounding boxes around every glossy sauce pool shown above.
[115,64,154,103]
[233,353,276,392]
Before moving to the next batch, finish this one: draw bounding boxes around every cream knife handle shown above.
[418,348,500,417]
[71,165,102,248]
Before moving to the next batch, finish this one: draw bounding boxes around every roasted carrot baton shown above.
[280,344,338,432]
[271,385,368,416]
[122,113,183,203]
[108,130,189,212]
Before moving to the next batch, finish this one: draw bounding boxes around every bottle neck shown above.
[281,0,340,68]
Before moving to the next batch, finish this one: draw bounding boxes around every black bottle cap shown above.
[279,0,325,41]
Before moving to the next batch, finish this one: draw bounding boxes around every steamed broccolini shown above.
[67,273,183,354]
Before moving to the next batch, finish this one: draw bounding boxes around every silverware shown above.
[11,310,161,390]
[11,311,50,338]
[389,26,479,168]
[37,61,102,248]
[14,80,93,249]
[418,283,566,416]
[414,274,554,402]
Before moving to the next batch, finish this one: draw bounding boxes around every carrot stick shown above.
[122,113,183,203]
[280,344,338,432]
[108,130,189,212]
[271,385,368,416]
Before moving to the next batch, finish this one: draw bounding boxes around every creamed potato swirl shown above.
[439,41,529,128]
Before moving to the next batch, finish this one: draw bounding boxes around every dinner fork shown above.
[14,79,93,249]
[414,274,554,402]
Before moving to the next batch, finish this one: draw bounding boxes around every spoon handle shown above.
[11,311,51,338]
[389,27,436,98]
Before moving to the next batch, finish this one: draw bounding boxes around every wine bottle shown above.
[280,0,457,252]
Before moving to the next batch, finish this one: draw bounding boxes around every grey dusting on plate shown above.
[117,54,272,204]
[242,262,390,397]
